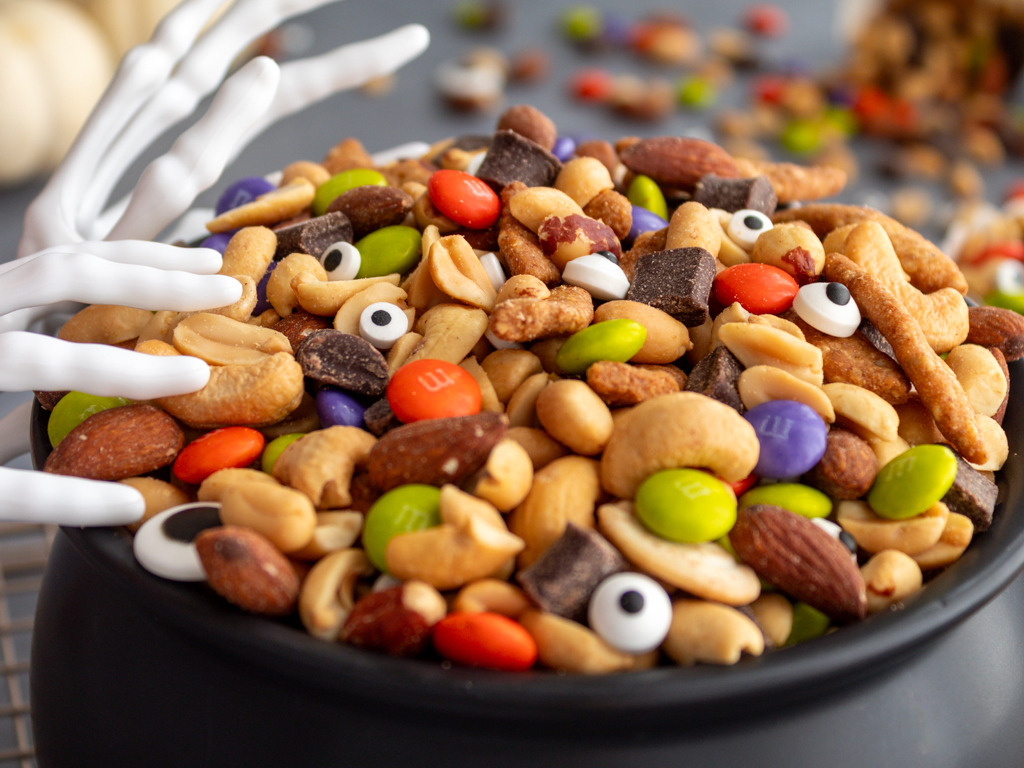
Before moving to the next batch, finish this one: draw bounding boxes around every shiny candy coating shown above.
[312,168,388,217]
[555,318,647,375]
[785,601,830,646]
[791,281,861,338]
[432,611,538,672]
[261,433,305,474]
[744,400,828,479]
[626,174,668,220]
[252,260,278,316]
[387,359,482,423]
[200,232,233,255]
[215,176,275,216]
[587,572,673,654]
[362,484,441,572]
[714,263,800,315]
[627,205,670,242]
[561,254,630,300]
[739,483,832,519]
[427,169,501,229]
[551,136,576,162]
[315,387,366,429]
[173,426,265,485]
[867,444,958,520]
[47,391,130,448]
[634,468,738,543]
[354,226,422,279]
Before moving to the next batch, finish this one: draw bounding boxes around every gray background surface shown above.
[1,1,1024,765]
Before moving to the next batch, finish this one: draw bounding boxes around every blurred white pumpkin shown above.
[70,0,180,58]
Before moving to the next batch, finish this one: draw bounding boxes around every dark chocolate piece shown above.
[273,211,353,261]
[857,318,897,361]
[363,398,402,436]
[476,129,562,190]
[626,247,716,326]
[295,330,389,397]
[516,524,628,623]
[683,345,745,412]
[693,174,778,215]
[941,451,998,533]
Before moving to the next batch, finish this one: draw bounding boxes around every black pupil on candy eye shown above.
[743,215,763,230]
[619,590,644,614]
[371,310,392,327]
[323,249,342,272]
[839,530,857,554]
[826,282,851,306]
[162,506,222,543]
[596,250,618,265]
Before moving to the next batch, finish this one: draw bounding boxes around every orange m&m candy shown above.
[386,359,482,423]
[173,426,265,485]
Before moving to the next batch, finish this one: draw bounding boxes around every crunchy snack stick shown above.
[774,204,968,295]
[823,253,987,465]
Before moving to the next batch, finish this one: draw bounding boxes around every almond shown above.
[729,504,867,623]
[195,526,300,617]
[619,137,739,192]
[366,412,509,491]
[43,404,183,481]
[966,306,1024,362]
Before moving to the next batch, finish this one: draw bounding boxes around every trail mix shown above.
[40,103,1020,674]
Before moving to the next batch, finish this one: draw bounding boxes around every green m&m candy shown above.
[785,602,830,646]
[626,174,668,220]
[362,484,441,572]
[261,433,305,474]
[867,444,957,520]
[48,391,131,448]
[555,319,646,375]
[739,483,832,519]
[354,225,422,278]
[635,468,737,543]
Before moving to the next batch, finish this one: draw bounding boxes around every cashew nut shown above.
[661,599,765,666]
[508,455,602,569]
[945,344,1007,418]
[748,593,794,647]
[219,481,318,553]
[272,426,377,509]
[385,485,525,591]
[468,438,534,512]
[296,274,401,317]
[451,578,532,618]
[597,502,762,606]
[600,391,760,498]
[836,500,949,555]
[298,548,375,640]
[155,352,304,429]
[198,467,280,502]
[860,550,924,614]
[518,609,658,674]
[290,511,364,561]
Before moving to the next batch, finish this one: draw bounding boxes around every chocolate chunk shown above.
[693,174,778,215]
[516,524,627,623]
[941,451,998,533]
[683,346,744,411]
[295,330,389,397]
[857,318,897,361]
[363,398,401,436]
[273,211,352,261]
[426,134,493,164]
[326,186,414,240]
[35,390,69,411]
[476,129,562,190]
[626,247,716,326]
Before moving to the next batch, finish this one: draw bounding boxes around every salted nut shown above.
[661,599,765,666]
[451,578,532,618]
[296,274,402,317]
[860,550,924,614]
[518,609,658,674]
[467,438,535,513]
[385,485,525,591]
[290,511,365,561]
[836,500,950,556]
[171,312,292,365]
[272,426,377,509]
[218,481,318,554]
[298,548,375,641]
[597,502,761,606]
[197,468,280,502]
[600,391,759,498]
[406,303,489,365]
[58,304,154,345]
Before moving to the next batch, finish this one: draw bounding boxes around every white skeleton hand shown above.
[0,0,430,526]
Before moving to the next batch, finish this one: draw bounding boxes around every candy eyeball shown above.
[319,240,361,281]
[133,503,222,582]
[995,259,1024,296]
[561,253,630,300]
[811,517,858,563]
[359,302,410,349]
[727,209,774,250]
[588,572,673,654]
[791,281,862,337]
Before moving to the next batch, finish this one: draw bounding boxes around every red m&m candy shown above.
[387,359,482,423]
[427,169,501,229]
[714,263,800,315]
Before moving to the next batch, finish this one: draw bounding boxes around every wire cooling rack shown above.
[0,523,55,768]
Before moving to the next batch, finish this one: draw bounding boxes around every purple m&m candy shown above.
[200,232,233,255]
[628,205,670,242]
[316,387,366,428]
[744,400,827,480]
[215,176,276,216]
[252,260,278,316]
[551,136,577,162]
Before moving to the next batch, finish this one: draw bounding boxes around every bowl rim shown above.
[31,364,1024,727]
